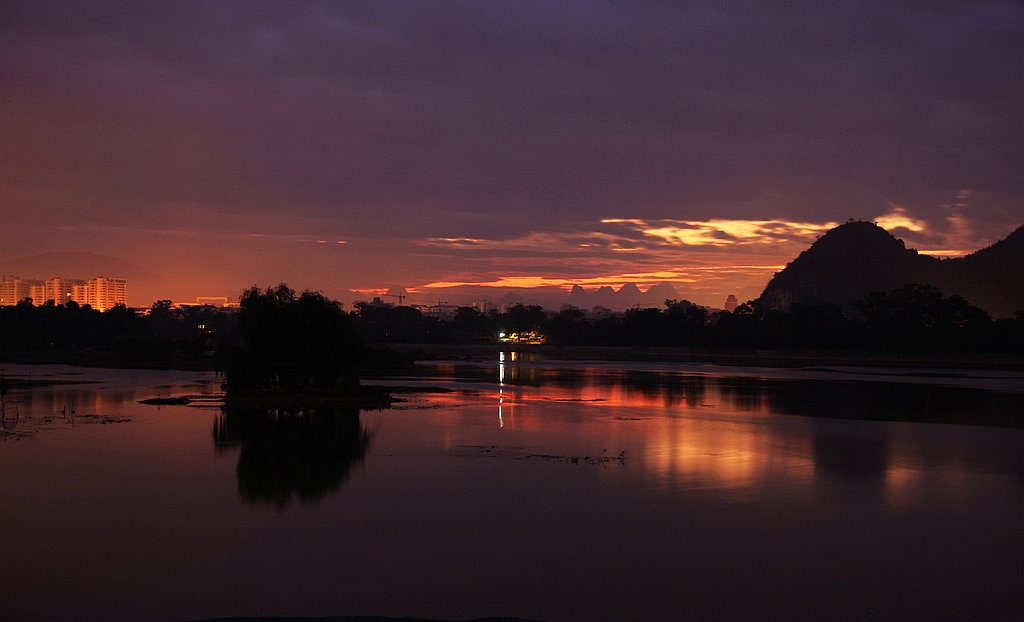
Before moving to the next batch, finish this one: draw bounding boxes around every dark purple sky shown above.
[2,1,1021,306]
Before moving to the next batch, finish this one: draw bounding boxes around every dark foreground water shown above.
[0,358,1021,622]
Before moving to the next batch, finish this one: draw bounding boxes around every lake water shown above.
[0,358,1021,621]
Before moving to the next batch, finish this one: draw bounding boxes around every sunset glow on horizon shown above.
[0,2,1020,308]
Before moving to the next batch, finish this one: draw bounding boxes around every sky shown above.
[1,1,1022,308]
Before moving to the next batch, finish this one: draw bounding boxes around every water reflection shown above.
[425,357,1024,426]
[1,363,1021,620]
[0,366,218,440]
[0,373,18,434]
[213,407,373,507]
[812,429,890,481]
[498,351,505,427]
[766,379,1024,425]
[642,415,814,490]
[404,355,1024,500]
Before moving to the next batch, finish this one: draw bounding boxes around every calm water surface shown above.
[0,359,1021,622]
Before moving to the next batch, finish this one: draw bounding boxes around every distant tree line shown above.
[1,284,1021,364]
[0,297,240,364]
[0,299,149,352]
[350,284,1023,353]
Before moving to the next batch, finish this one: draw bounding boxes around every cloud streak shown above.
[606,219,838,247]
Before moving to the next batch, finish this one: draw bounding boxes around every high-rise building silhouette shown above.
[724,294,739,312]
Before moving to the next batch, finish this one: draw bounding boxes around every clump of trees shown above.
[852,284,1001,350]
[146,299,241,360]
[351,301,446,343]
[219,285,364,395]
[348,303,551,345]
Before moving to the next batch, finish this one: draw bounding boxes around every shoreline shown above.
[0,349,216,372]
[387,343,1024,371]
[2,344,1022,373]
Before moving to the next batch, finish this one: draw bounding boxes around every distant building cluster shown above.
[411,302,461,320]
[0,275,128,311]
[361,296,470,320]
[498,330,545,345]
[174,296,240,309]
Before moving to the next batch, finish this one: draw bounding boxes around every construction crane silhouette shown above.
[383,292,406,305]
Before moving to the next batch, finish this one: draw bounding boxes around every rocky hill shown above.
[759,221,1023,318]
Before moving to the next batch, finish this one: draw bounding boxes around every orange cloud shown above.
[603,218,838,246]
[875,206,927,232]
[424,218,836,258]
[413,217,825,303]
[423,265,784,291]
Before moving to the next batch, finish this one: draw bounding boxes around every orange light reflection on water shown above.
[411,359,818,491]
[394,355,1014,501]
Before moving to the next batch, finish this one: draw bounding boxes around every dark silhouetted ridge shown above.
[759,221,1023,317]
[760,222,940,312]
[945,225,1024,317]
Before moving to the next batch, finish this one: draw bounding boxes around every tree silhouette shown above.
[222,285,363,394]
[855,284,993,350]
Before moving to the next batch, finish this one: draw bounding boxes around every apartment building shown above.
[0,277,43,306]
[86,277,128,311]
[0,276,128,311]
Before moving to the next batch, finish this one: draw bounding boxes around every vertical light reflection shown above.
[884,434,921,508]
[498,351,505,427]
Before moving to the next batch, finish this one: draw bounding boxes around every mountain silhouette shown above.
[759,221,1024,317]
[568,281,679,311]
[946,225,1024,317]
